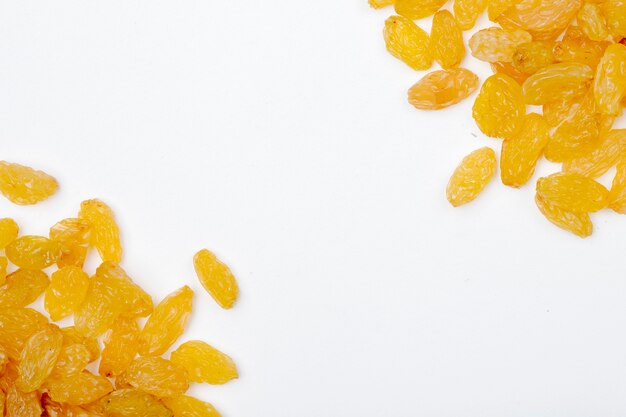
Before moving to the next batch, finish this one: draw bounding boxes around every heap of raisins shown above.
[0,161,239,416]
[371,0,626,237]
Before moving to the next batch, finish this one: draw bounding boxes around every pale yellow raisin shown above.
[408,68,479,110]
[498,0,583,40]
[536,172,609,212]
[0,218,19,249]
[578,3,610,41]
[446,147,497,207]
[469,27,532,63]
[125,357,189,398]
[431,10,465,69]
[99,317,140,377]
[394,0,447,20]
[563,129,626,178]
[5,235,62,269]
[593,43,626,116]
[162,396,222,417]
[170,340,238,384]
[49,218,91,267]
[45,371,113,405]
[44,266,90,321]
[454,0,487,30]
[369,0,395,8]
[16,323,63,392]
[0,269,50,308]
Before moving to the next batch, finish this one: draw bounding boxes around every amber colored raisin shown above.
[384,15,433,70]
[473,73,525,139]
[469,27,532,63]
[0,161,58,205]
[99,317,140,377]
[563,129,626,178]
[593,43,626,116]
[79,199,122,263]
[44,266,89,321]
[522,62,593,105]
[49,218,91,267]
[194,249,239,309]
[536,172,609,212]
[454,0,487,30]
[535,193,593,238]
[446,147,497,207]
[0,218,19,249]
[500,113,550,187]
[16,323,63,392]
[162,396,222,417]
[138,286,193,356]
[5,235,62,269]
[0,308,48,360]
[408,68,479,110]
[578,3,610,41]
[498,0,583,40]
[512,41,555,74]
[394,0,447,20]
[0,269,50,308]
[125,357,189,398]
[45,371,113,405]
[431,10,465,69]
[171,340,238,385]
[369,0,394,8]
[101,389,173,417]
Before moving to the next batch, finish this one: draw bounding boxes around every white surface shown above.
[1,1,626,416]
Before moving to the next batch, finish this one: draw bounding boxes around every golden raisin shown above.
[125,357,189,398]
[79,199,122,263]
[0,161,58,205]
[194,249,239,309]
[536,172,609,212]
[0,269,50,308]
[171,340,238,384]
[408,68,479,110]
[49,218,91,267]
[431,10,465,69]
[593,43,626,116]
[384,15,433,70]
[563,129,626,178]
[5,235,62,269]
[454,0,487,30]
[44,266,90,321]
[16,323,63,392]
[473,74,525,139]
[0,218,19,249]
[522,62,594,105]
[162,396,222,417]
[535,193,593,238]
[394,0,447,20]
[469,27,532,63]
[99,317,140,377]
[446,147,497,207]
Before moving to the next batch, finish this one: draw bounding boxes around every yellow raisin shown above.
[500,113,550,187]
[431,10,465,69]
[472,74,525,139]
[609,157,626,213]
[16,323,63,392]
[0,269,50,308]
[125,357,189,398]
[95,262,153,318]
[138,286,193,356]
[578,3,610,41]
[383,15,433,70]
[408,68,479,110]
[162,396,222,417]
[469,27,532,63]
[536,172,609,212]
[602,0,626,39]
[101,389,173,417]
[5,235,62,269]
[79,199,122,263]
[563,129,626,178]
[0,161,58,205]
[50,343,92,379]
[512,41,555,74]
[99,317,140,377]
[498,0,583,40]
[454,0,487,30]
[522,62,594,105]
[446,147,497,207]
[490,61,530,84]
[593,43,626,116]
[5,383,42,417]
[0,308,48,360]
[193,249,239,309]
[554,26,610,71]
[74,275,127,338]
[60,326,101,363]
[369,0,394,8]
[45,371,113,405]
[49,218,91,268]
[0,256,7,286]
[394,0,447,20]
[487,0,518,21]
[44,266,90,321]
[0,218,19,249]
[171,340,238,385]
[535,193,593,238]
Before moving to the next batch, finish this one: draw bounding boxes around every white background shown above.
[1,1,626,416]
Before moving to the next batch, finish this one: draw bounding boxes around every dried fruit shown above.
[563,129,626,177]
[50,343,92,379]
[593,43,626,116]
[522,62,594,105]
[488,0,518,21]
[407,68,479,110]
[0,269,50,308]
[512,41,555,74]
[99,317,140,377]
[0,161,58,205]
[0,308,48,360]
[369,0,395,8]
[536,172,609,212]
[171,340,238,384]
[498,0,583,40]
[535,193,593,237]
[5,383,42,417]
[431,10,465,69]
[490,61,530,84]
[5,235,62,269]
[45,266,90,321]
[125,357,189,398]
[469,27,532,63]
[16,324,63,392]
[194,249,239,309]
[554,26,610,70]
[138,286,193,356]
[95,262,153,318]
[446,147,497,207]
[0,217,19,248]
[46,371,114,405]
[49,218,91,267]
[500,113,550,187]
[74,274,127,338]
[578,3,610,41]
[79,199,122,263]
[384,15,433,70]
[609,157,626,213]
[454,0,487,30]
[162,396,222,417]
[473,74,525,139]
[603,0,626,39]
[101,389,173,417]
[394,0,447,20]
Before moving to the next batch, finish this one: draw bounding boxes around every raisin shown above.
[446,147,497,207]
[384,15,433,70]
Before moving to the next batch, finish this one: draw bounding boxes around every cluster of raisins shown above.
[0,161,239,416]
[371,0,626,237]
